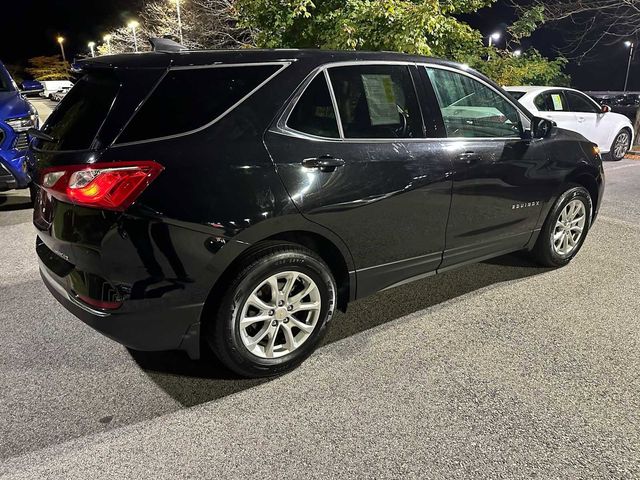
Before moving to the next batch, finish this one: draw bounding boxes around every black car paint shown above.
[32,50,604,359]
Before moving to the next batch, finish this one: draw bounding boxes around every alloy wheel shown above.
[239,271,322,359]
[614,132,630,159]
[552,199,586,256]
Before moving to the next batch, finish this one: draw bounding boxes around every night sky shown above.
[0,0,635,91]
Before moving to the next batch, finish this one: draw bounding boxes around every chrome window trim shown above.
[274,59,532,143]
[111,61,291,148]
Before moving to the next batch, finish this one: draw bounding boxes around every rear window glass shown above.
[117,65,281,144]
[40,73,120,151]
[287,75,339,138]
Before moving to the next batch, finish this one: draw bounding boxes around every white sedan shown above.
[505,86,634,161]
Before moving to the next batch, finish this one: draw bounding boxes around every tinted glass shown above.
[0,65,13,92]
[288,75,339,138]
[508,91,526,100]
[329,65,423,138]
[118,65,280,143]
[565,91,600,113]
[426,68,521,138]
[534,92,567,112]
[41,73,119,151]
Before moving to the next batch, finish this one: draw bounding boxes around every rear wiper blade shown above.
[28,128,58,143]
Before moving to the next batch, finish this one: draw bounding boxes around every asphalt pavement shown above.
[0,159,639,479]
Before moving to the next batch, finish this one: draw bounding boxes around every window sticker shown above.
[551,94,564,111]
[361,74,399,126]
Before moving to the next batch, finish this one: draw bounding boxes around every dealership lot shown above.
[0,159,639,478]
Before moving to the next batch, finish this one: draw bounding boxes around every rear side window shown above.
[565,91,600,113]
[328,65,423,139]
[534,92,567,112]
[41,73,120,151]
[426,67,521,138]
[287,75,339,138]
[117,65,281,144]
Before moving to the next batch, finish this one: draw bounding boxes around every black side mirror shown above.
[532,117,555,139]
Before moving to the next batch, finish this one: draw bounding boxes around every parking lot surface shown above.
[1,159,639,478]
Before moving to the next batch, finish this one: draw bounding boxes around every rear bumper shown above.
[39,258,203,359]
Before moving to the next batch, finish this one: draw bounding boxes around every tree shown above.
[97,0,251,55]
[512,1,639,60]
[469,49,570,86]
[236,0,493,60]
[25,56,69,81]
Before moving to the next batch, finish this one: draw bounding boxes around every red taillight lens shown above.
[40,161,164,211]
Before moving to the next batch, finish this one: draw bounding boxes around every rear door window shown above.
[40,72,120,151]
[534,91,567,112]
[287,74,339,138]
[117,64,281,144]
[426,67,521,138]
[328,65,423,139]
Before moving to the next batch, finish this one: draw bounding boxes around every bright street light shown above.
[128,20,140,52]
[57,36,66,62]
[88,41,96,57]
[624,41,635,92]
[175,0,184,44]
[488,31,501,47]
[513,49,522,57]
[103,34,112,54]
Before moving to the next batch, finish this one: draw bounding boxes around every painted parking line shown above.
[606,163,640,171]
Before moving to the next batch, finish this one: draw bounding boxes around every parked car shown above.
[506,86,633,161]
[0,61,38,193]
[40,80,73,99]
[51,87,71,102]
[32,49,604,378]
[19,80,44,97]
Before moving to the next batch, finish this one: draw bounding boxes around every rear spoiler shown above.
[149,37,188,53]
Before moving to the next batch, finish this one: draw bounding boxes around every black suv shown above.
[32,49,604,377]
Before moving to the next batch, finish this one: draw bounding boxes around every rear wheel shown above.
[610,129,631,161]
[205,243,337,378]
[530,186,592,267]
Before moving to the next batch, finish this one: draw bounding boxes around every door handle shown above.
[458,151,481,164]
[577,116,586,123]
[302,156,345,172]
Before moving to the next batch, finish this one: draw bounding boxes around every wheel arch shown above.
[566,170,601,218]
[200,221,355,331]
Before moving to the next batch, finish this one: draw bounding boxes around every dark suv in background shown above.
[32,49,604,377]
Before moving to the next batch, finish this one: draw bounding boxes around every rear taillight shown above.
[40,161,164,211]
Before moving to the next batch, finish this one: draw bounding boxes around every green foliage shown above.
[508,5,545,41]
[469,48,570,86]
[237,0,493,61]
[25,56,69,81]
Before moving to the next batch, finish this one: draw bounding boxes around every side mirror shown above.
[531,117,555,139]
[601,105,611,113]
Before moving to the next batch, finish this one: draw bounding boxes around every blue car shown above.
[20,80,44,97]
[0,61,38,192]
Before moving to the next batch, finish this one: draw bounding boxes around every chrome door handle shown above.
[302,156,345,172]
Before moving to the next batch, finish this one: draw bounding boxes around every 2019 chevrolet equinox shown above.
[31,47,604,377]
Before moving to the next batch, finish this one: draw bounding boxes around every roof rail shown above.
[149,37,188,53]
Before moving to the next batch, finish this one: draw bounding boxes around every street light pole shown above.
[57,36,66,62]
[625,41,635,92]
[88,42,96,58]
[176,0,184,44]
[103,34,112,55]
[128,21,139,52]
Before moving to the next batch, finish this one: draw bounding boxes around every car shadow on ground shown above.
[0,192,31,212]
[130,252,552,407]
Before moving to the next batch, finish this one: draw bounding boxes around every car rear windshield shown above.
[116,64,281,144]
[40,72,120,151]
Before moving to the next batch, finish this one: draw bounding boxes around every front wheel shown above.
[610,129,631,161]
[205,243,337,378]
[530,186,592,267]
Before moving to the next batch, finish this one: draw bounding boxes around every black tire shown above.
[205,243,337,378]
[530,185,592,267]
[609,129,632,161]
